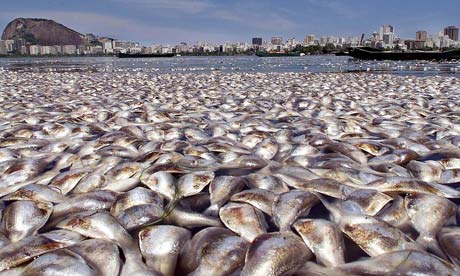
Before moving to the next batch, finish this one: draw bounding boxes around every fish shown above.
[219,202,267,242]
[293,219,345,267]
[2,200,53,242]
[178,227,236,274]
[298,250,458,275]
[272,190,319,231]
[190,235,249,276]
[404,193,456,258]
[241,232,312,276]
[20,249,96,276]
[0,230,84,271]
[139,225,191,276]
[438,227,460,266]
[69,239,122,276]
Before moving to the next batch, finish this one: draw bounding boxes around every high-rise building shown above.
[383,33,395,47]
[444,26,459,41]
[271,37,282,45]
[416,30,427,41]
[304,35,316,45]
[252,37,262,46]
[379,25,394,40]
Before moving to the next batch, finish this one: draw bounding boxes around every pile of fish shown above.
[1,69,460,275]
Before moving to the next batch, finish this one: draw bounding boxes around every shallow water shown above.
[1,55,460,76]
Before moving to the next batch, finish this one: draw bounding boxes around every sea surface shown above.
[1,55,460,76]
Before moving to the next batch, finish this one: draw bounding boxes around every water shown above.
[1,55,460,76]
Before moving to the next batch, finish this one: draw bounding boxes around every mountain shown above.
[1,18,85,46]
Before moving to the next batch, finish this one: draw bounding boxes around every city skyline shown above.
[1,0,460,45]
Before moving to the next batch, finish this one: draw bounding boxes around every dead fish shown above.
[254,139,279,160]
[405,193,456,258]
[3,200,53,242]
[177,171,215,197]
[49,168,89,195]
[110,187,163,218]
[176,155,220,171]
[139,225,191,276]
[206,176,246,216]
[191,235,250,276]
[376,195,412,232]
[241,232,312,276]
[71,173,107,194]
[51,190,118,220]
[286,178,355,199]
[219,202,267,242]
[293,219,345,267]
[140,170,177,201]
[117,204,164,231]
[339,214,422,256]
[366,176,460,198]
[341,189,393,216]
[368,149,420,166]
[70,239,122,276]
[298,250,457,275]
[20,249,96,276]
[272,190,319,231]
[103,162,144,192]
[319,193,423,256]
[230,188,276,215]
[407,160,443,182]
[56,211,157,276]
[0,230,84,272]
[419,149,460,169]
[216,155,267,176]
[438,227,460,266]
[244,173,289,194]
[179,227,236,274]
[164,206,223,228]
[2,183,66,203]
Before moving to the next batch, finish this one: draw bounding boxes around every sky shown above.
[1,0,459,45]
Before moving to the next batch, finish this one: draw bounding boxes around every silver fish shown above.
[241,232,312,276]
[272,190,319,231]
[139,225,191,276]
[70,239,122,276]
[219,202,267,242]
[20,249,95,276]
[293,219,345,267]
[3,200,53,242]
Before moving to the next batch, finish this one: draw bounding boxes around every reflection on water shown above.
[1,55,460,76]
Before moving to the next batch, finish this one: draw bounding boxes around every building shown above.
[62,45,77,55]
[304,35,316,45]
[90,45,103,54]
[40,46,55,55]
[416,30,427,42]
[0,41,6,55]
[271,37,282,45]
[404,39,416,50]
[252,37,262,46]
[4,40,16,53]
[103,41,113,54]
[379,25,394,40]
[383,33,395,47]
[444,26,459,41]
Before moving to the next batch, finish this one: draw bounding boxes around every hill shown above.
[1,18,85,46]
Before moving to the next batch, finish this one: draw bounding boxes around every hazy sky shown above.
[1,0,459,45]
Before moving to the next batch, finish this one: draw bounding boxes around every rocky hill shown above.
[1,18,85,46]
